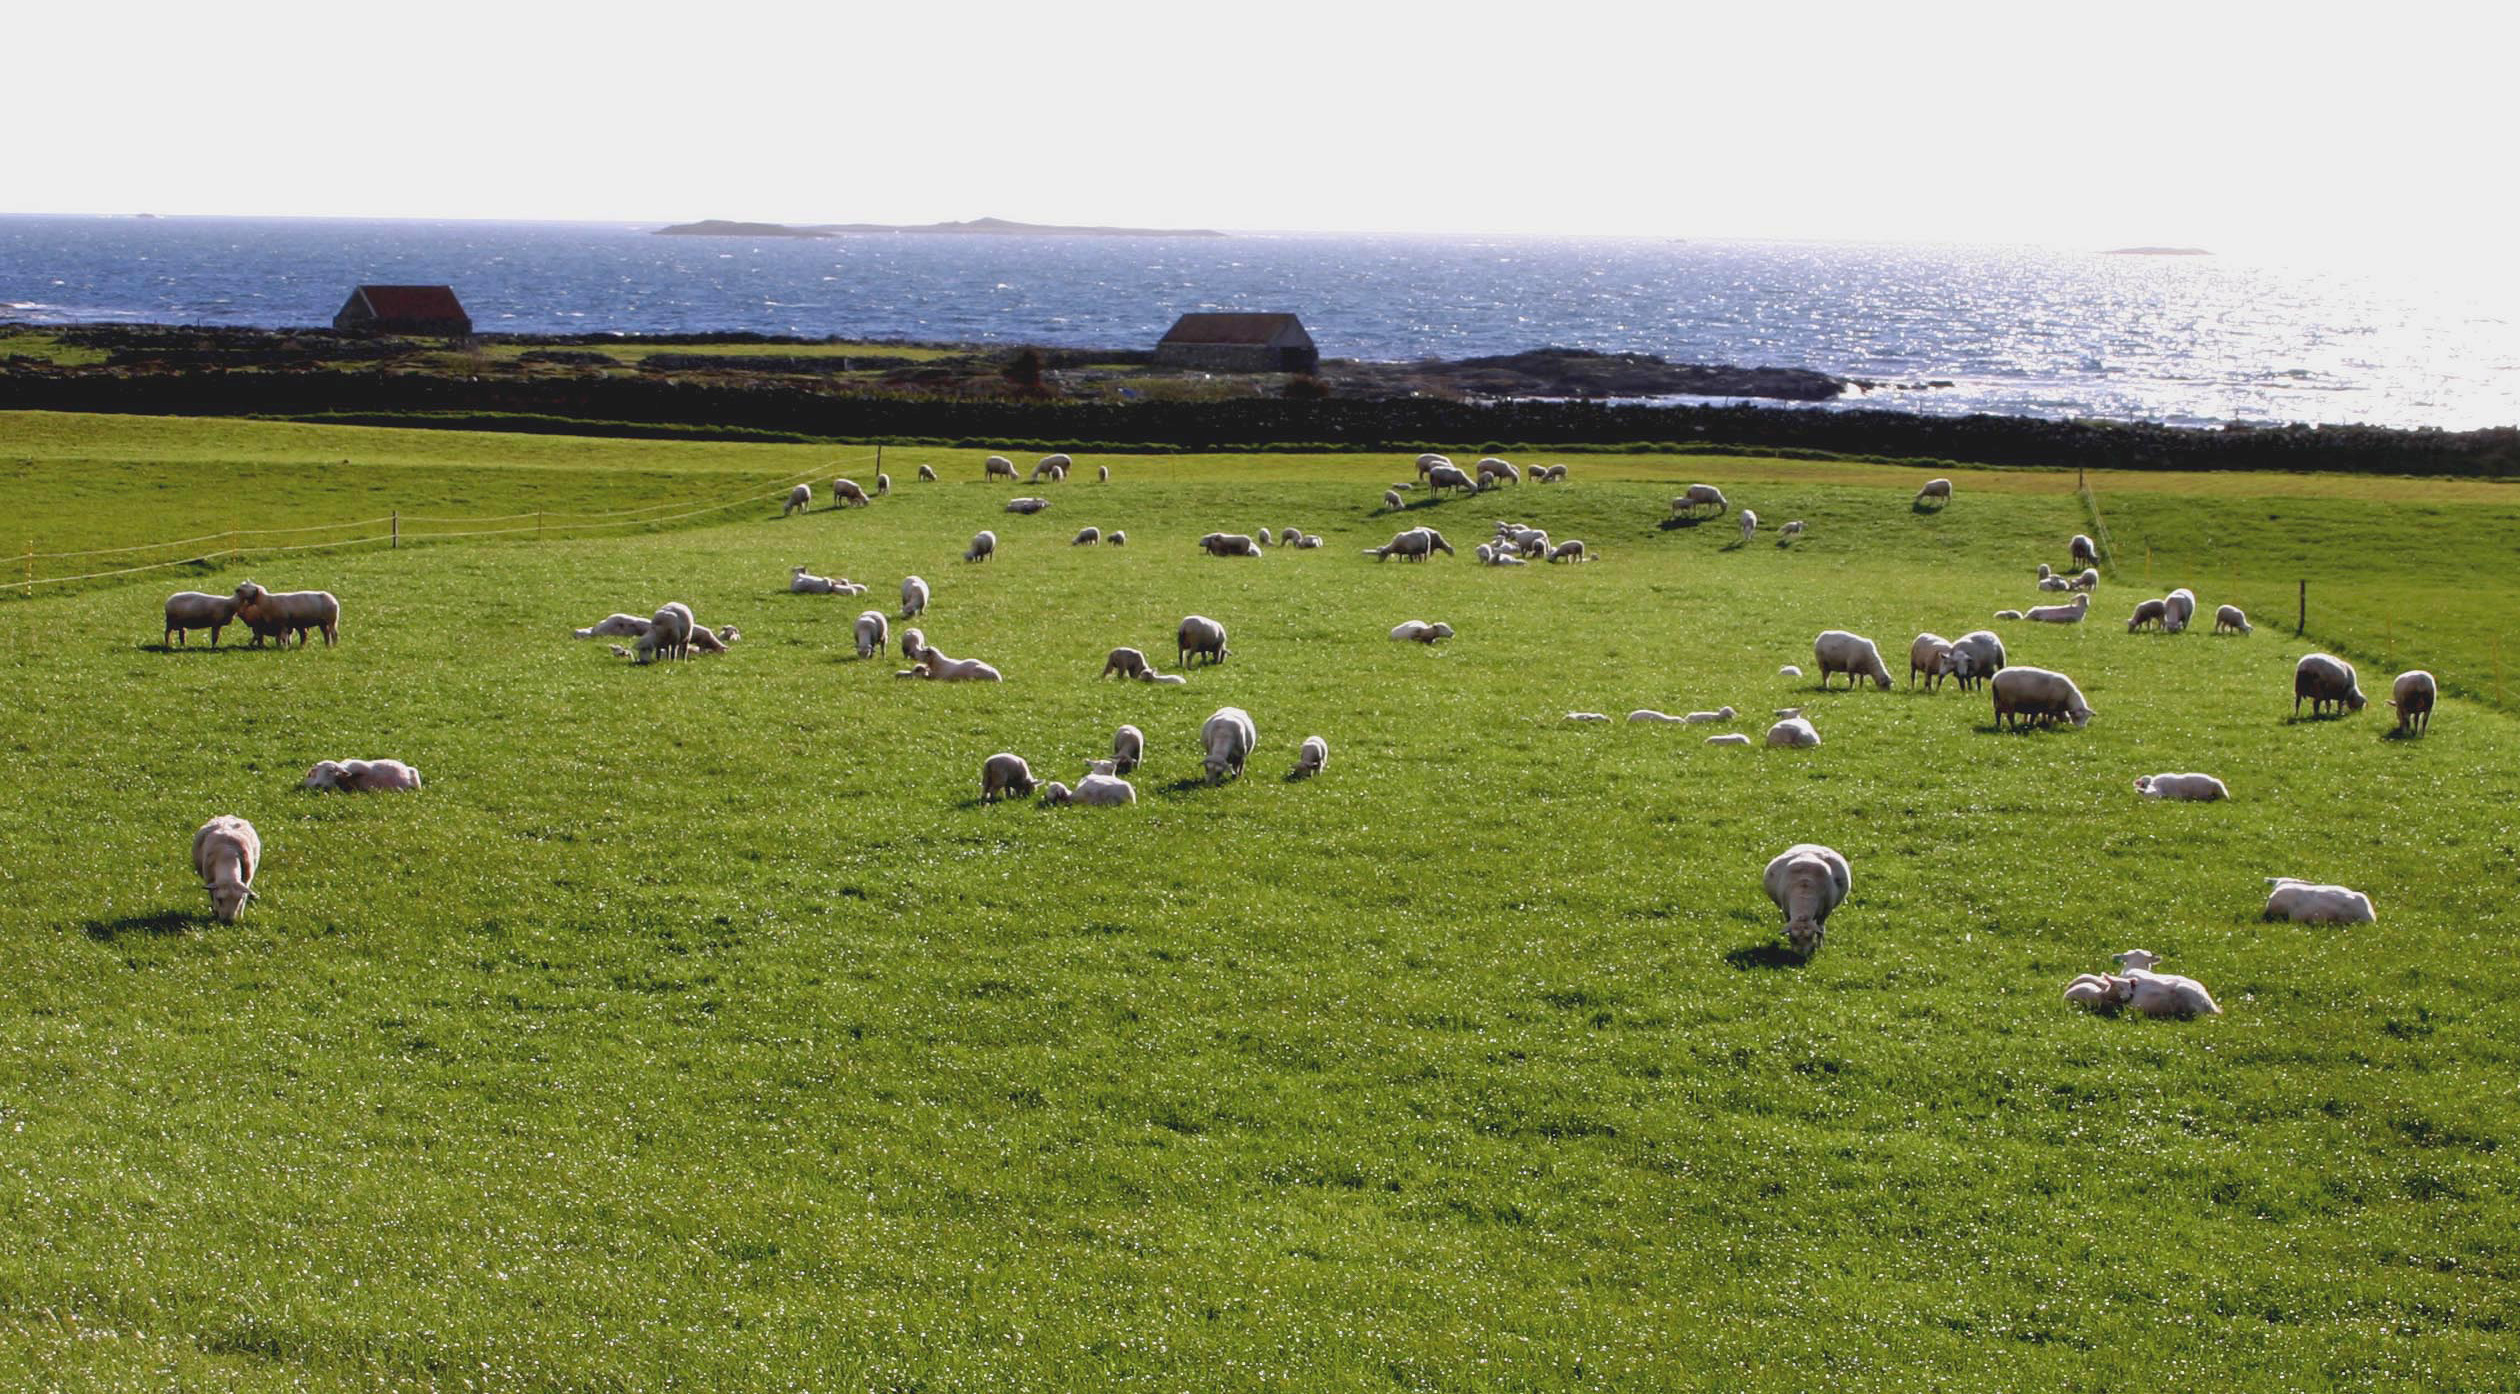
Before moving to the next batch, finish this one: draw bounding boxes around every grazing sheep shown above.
[1779,665,1803,677]
[854,610,889,659]
[1177,615,1230,667]
[900,575,929,619]
[1364,526,1452,561]
[2038,575,2073,592]
[1006,497,1052,515]
[1476,458,1520,488]
[1415,452,1452,474]
[1108,531,1126,547]
[1565,712,1611,722]
[163,590,240,647]
[1537,464,1569,483]
[964,531,997,563]
[1034,453,1073,481]
[192,815,261,923]
[1201,706,1256,783]
[301,759,422,792]
[1763,843,1852,956]
[913,645,1003,682]
[917,464,938,482]
[2163,588,2197,633]
[791,566,848,594]
[1705,733,1753,746]
[1945,632,2007,692]
[1250,529,1268,549]
[2292,653,2368,717]
[1298,534,1323,549]
[231,582,340,648]
[1072,526,1102,546]
[1765,717,1821,747]
[2071,568,2101,591]
[1990,666,2095,729]
[2109,951,2224,1016]
[783,484,813,516]
[899,626,925,660]
[1113,724,1144,775]
[1738,509,1758,543]
[1102,646,1154,680]
[2134,772,2228,801]
[634,602,695,663]
[2214,604,2252,635]
[1199,532,1264,558]
[981,752,1037,803]
[1098,464,1110,483]
[1673,484,1728,517]
[830,478,870,507]
[2389,670,2437,735]
[1915,478,1952,506]
[1778,520,1804,542]
[1276,526,1302,546]
[2127,598,2170,632]
[1628,710,1687,724]
[1384,489,1405,511]
[1389,620,1453,643]
[875,472,890,495]
[573,613,652,640]
[1504,527,1550,558]
[1426,464,1478,494]
[1683,707,1736,724]
[1812,630,1894,690]
[985,455,1018,480]
[1047,464,1067,483]
[1547,539,1590,562]
[1909,633,1954,690]
[2024,594,2091,624]
[2263,877,2377,925]
[2070,534,2099,568]
[1290,735,1328,778]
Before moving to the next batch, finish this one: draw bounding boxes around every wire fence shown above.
[14,451,881,595]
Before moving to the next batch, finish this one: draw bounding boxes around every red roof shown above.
[1159,312,1309,346]
[354,285,468,320]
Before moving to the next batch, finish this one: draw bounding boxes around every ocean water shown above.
[4,214,2516,430]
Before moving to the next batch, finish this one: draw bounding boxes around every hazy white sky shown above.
[7,0,2510,258]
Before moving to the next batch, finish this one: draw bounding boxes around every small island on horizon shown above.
[657,216,1227,239]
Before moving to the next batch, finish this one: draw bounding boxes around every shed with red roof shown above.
[333,285,472,336]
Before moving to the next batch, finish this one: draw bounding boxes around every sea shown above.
[5,214,2516,431]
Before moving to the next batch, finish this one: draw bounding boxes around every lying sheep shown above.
[1202,706,1256,784]
[1993,609,2024,621]
[1389,620,1453,643]
[917,464,938,482]
[1628,710,1687,724]
[232,581,340,648]
[164,590,240,647]
[1673,483,1728,517]
[193,815,262,923]
[1945,631,2007,690]
[1813,630,1893,690]
[1990,666,2095,729]
[1005,497,1052,515]
[2134,772,2228,801]
[1763,843,1851,956]
[791,566,848,594]
[2025,594,2091,624]
[1683,706,1737,724]
[1546,539,1590,562]
[981,752,1037,803]
[1290,735,1328,779]
[1765,717,1821,747]
[1072,526,1102,546]
[2293,653,2367,717]
[830,478,870,507]
[965,530,997,563]
[1113,724,1144,775]
[2389,669,2437,735]
[1045,773,1137,806]
[1103,647,1153,680]
[1565,712,1611,722]
[574,613,652,639]
[2214,604,2252,635]
[913,644,1003,682]
[688,624,740,656]
[1778,665,1803,677]
[2163,587,2197,633]
[783,484,813,516]
[2110,950,2224,1016]
[1909,633,1954,690]
[2127,598,2170,632]
[2038,576,2072,593]
[301,759,422,792]
[901,575,929,619]
[1297,534,1323,549]
[1915,478,1952,506]
[1705,733,1753,746]
[1738,509,1758,543]
[1178,615,1229,667]
[984,455,1018,480]
[2264,877,2376,924]
[1200,532,1264,558]
[854,610,889,659]
[1480,545,1527,567]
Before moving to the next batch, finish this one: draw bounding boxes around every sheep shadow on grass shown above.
[1655,515,1709,532]
[84,910,205,941]
[142,643,250,656]
[1910,499,1947,515]
[1725,943,1807,970]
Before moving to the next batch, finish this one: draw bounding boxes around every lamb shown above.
[2133,772,2228,801]
[1112,724,1144,775]
[2070,534,2099,567]
[1763,843,1851,956]
[1048,465,1067,482]
[1201,706,1256,784]
[1565,712,1611,722]
[2024,594,2091,624]
[2214,604,2252,635]
[1546,539,1590,562]
[1177,614,1230,667]
[1915,477,1952,506]
[1738,509,1758,543]
[1290,735,1328,778]
[1249,529,1267,549]
[2162,587,2197,633]
[899,626,925,660]
[854,610,889,659]
[1778,665,1803,677]
[192,815,261,923]
[2071,568,2101,591]
[1990,666,2095,729]
[984,455,1017,480]
[1414,452,1452,475]
[2037,563,2053,581]
[1673,483,1728,517]
[1298,534,1323,549]
[917,464,938,482]
[1051,773,1137,806]
[301,758,423,792]
[159,590,241,647]
[1908,633,1954,690]
[875,472,890,495]
[1146,673,1188,685]
[1683,707,1736,724]
[1993,610,2024,621]
[981,752,1037,803]
[2388,669,2437,735]
[1102,646,1154,680]
[2038,576,2072,592]
[1279,527,1304,546]
[2263,877,2376,924]
[914,645,1003,682]
[1389,620,1453,643]
[1772,707,1802,718]
[1072,526,1102,546]
[1502,526,1549,557]
[791,566,848,594]
[1765,717,1821,747]
[1537,464,1569,482]
[1627,710,1687,724]
[1098,464,1110,483]
[1005,497,1052,514]
[900,575,929,619]
[1384,489,1406,511]
[573,613,652,640]
[1778,520,1804,542]
[1472,543,1492,564]
[2292,653,2367,717]
[1812,630,1894,690]
[1482,547,1526,567]
[829,478,870,507]
[964,530,997,562]
[783,484,813,516]
[1108,531,1127,547]
[633,602,695,663]
[686,624,740,656]
[2061,974,2122,1008]
[2109,951,2224,1016]
[1034,453,1073,480]
[2127,598,2170,632]
[1200,532,1264,558]
[1704,733,1753,746]
[231,582,340,648]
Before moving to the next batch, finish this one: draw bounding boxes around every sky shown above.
[7,0,2513,261]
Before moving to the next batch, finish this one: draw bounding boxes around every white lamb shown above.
[1778,665,1803,677]
[1704,733,1753,746]
[1627,710,1687,724]
[1778,520,1804,541]
[2133,772,2228,801]
[574,613,652,640]
[2389,669,2437,736]
[1051,773,1137,806]
[1763,843,1851,955]
[2263,878,2376,925]
[192,815,261,923]
[854,610,889,659]
[2163,588,2197,633]
[301,759,422,792]
[1909,633,1954,690]
[1290,735,1328,779]
[1944,630,2007,691]
[791,566,847,594]
[1673,483,1728,517]
[1738,509,1758,543]
[1915,478,1952,506]
[1112,724,1144,775]
[1108,531,1127,547]
[1990,666,2095,729]
[900,575,929,619]
[1765,717,1821,747]
[1682,707,1737,724]
[2025,594,2091,624]
[1389,620,1454,643]
[2214,604,2252,635]
[783,484,813,516]
[2110,950,2224,1017]
[1565,712,1611,722]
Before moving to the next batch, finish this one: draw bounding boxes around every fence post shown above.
[2495,636,2505,708]
[877,442,884,475]
[2144,545,2152,586]
[22,541,29,598]
[2297,579,2306,637]
[537,510,544,541]
[391,511,398,551]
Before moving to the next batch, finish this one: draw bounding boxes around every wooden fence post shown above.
[22,541,30,597]
[2297,579,2307,637]
[391,511,398,551]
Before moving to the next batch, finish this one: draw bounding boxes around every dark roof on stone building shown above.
[1158,313,1310,346]
[346,285,469,322]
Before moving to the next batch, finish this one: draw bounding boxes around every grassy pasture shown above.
[3,415,2518,1390]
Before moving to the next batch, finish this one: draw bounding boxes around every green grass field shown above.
[4,413,2516,1390]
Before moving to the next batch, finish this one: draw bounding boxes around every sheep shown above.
[1384,489,1406,511]
[1476,458,1520,488]
[1146,673,1188,685]
[1414,452,1452,475]
[1627,709,1687,724]
[1053,773,1137,806]
[2263,877,2376,925]
[1915,477,1952,506]
[2109,950,2224,1016]
[1072,526,1102,546]
[1389,620,1453,643]
[1108,531,1127,547]
[2070,534,2099,568]
[2071,568,2101,591]
[1364,527,1451,561]
[1102,646,1154,680]
[1249,528,1268,549]
[1472,543,1493,564]
[163,590,240,647]
[1505,526,1550,557]
[1098,464,1110,483]
[1005,497,1051,515]
[2292,653,2367,717]
[1683,707,1736,724]
[2038,576,2072,592]
[2037,563,2053,581]
[574,613,652,640]
[192,815,261,923]
[2214,604,2252,635]
[1950,632,2008,691]
[913,644,1003,682]
[981,752,1037,803]
[231,582,340,648]
[2133,772,2228,801]
[1034,453,1073,481]
[783,484,813,516]
[875,472,890,495]
[984,455,1017,480]
[1546,539,1590,562]
[1765,717,1821,747]
[917,464,938,482]
[1201,706,1256,783]
[301,758,423,792]
[1990,666,2095,729]
[1993,609,2025,621]
[2062,973,2122,1008]
[634,602,695,663]
[2024,594,2091,624]
[2389,669,2437,736]
[854,610,889,659]
[2163,587,2197,633]
[1178,614,1230,667]
[964,530,997,563]
[1763,843,1851,956]
[1481,545,1527,567]
[791,566,848,594]
[687,624,740,656]
[1673,483,1728,517]
[2127,598,2170,632]
[1426,464,1478,494]
[1778,665,1803,677]
[1112,724,1144,775]
[1278,527,1304,546]
[899,626,925,660]
[1290,735,1328,779]
[1200,532,1264,558]
[1298,534,1323,549]
[1773,707,1803,718]
[1813,630,1894,691]
[1537,464,1569,482]
[1046,464,1067,483]
[1738,509,1758,543]
[1565,712,1611,722]
[830,478,870,507]
[1778,520,1804,542]
[1909,633,1954,690]
[900,575,929,619]
[1705,733,1753,746]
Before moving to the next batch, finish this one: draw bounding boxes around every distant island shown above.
[656,216,1226,239]
[2103,246,2212,256]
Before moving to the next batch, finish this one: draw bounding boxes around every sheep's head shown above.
[1785,920,1823,956]
[231,581,265,605]
[1869,669,1893,691]
[2112,949,2161,972]
[207,881,256,923]
[301,760,347,791]
[1041,781,1073,805]
[1084,759,1118,776]
[2345,690,2369,712]
[2070,705,2095,727]
[1428,623,1454,640]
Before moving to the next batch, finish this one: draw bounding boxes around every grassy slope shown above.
[2,416,2516,1390]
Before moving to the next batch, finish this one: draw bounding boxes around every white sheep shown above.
[854,610,889,659]
[1812,630,1893,690]
[2071,568,2101,591]
[1772,707,1802,718]
[1290,735,1328,778]
[1476,457,1520,488]
[301,759,422,792]
[1765,717,1821,747]
[1298,534,1323,549]
[688,624,740,656]
[2024,594,2091,624]
[984,455,1018,480]
[898,626,925,660]
[1778,665,1803,677]
[981,752,1037,803]
[573,613,652,640]
[1102,646,1153,680]
[1072,526,1102,546]
[1113,724,1144,775]
[2037,563,2053,581]
[1005,497,1052,515]
[1909,633,1954,690]
[2070,534,2099,568]
[1705,733,1753,746]
[2109,950,2224,1016]
[231,582,340,648]
[1993,609,2024,621]
[913,644,1002,682]
[1778,520,1804,542]
[1738,509,1758,543]
[1990,666,2095,729]
[2133,772,2228,801]
[1915,478,1952,506]
[1763,843,1851,955]
[2127,598,2170,632]
[192,815,261,923]
[1052,773,1137,806]
[2263,877,2376,924]
[783,484,813,516]
[791,565,847,594]
[1627,709,1687,724]
[1201,706,1256,784]
[1034,453,1073,480]
[1384,489,1405,511]
[2163,587,2197,633]
[1389,620,1453,643]
[1278,527,1304,546]
[2214,604,2251,635]
[917,463,938,482]
[1200,532,1264,558]
[1426,464,1478,494]
[2038,575,2073,592]
[1944,630,2007,691]
[2389,670,2437,735]
[1177,615,1229,667]
[830,478,870,507]
[1683,707,1737,724]
[163,590,239,647]
[1673,483,1728,517]
[1365,527,1452,561]
[1565,712,1611,722]
[900,575,929,619]
[1546,540,1590,562]
[1482,546,1527,567]
[1098,464,1110,483]
[875,472,891,495]
[634,602,695,664]
[964,530,997,563]
[2292,654,2367,717]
